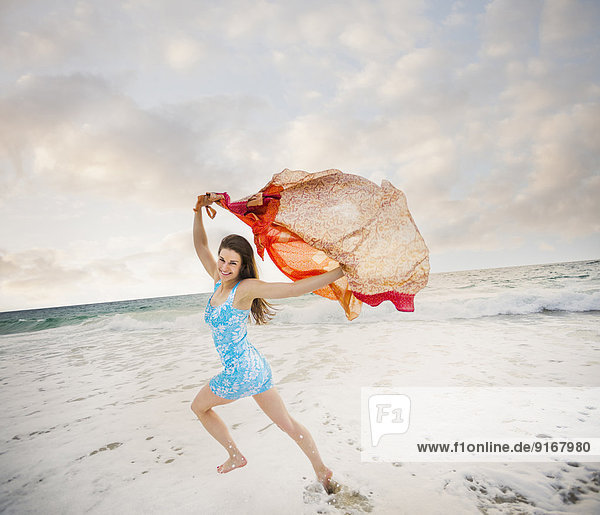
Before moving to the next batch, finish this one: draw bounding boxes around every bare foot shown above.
[317,467,339,494]
[216,454,247,474]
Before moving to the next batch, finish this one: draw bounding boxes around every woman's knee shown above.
[192,383,234,415]
[191,385,214,415]
[190,398,208,416]
[277,416,299,437]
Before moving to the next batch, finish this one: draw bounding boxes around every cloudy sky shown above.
[1,0,599,311]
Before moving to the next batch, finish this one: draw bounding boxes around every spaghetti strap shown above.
[230,280,242,296]
[225,280,243,309]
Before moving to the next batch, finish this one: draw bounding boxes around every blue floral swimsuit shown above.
[205,280,273,400]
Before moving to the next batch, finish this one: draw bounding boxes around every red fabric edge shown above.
[353,291,415,312]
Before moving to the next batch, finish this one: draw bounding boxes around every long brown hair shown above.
[218,234,277,325]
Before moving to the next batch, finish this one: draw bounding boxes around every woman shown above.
[190,192,344,494]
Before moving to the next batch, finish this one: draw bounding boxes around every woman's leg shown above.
[191,383,247,473]
[252,387,334,492]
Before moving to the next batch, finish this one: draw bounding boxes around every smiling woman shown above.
[190,192,343,494]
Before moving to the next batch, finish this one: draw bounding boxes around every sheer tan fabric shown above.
[218,169,429,320]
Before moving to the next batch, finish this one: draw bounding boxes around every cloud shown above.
[1,248,91,309]
[481,0,542,59]
[0,1,142,73]
[0,73,190,204]
[510,104,600,235]
[440,101,600,251]
[0,73,282,206]
[540,0,600,55]
[0,233,194,310]
[164,37,205,71]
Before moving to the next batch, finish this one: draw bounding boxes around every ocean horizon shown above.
[3,256,596,312]
[1,258,598,336]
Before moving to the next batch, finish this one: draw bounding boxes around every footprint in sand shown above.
[89,442,123,456]
[303,479,374,513]
[464,474,534,509]
[151,440,183,463]
[465,467,600,511]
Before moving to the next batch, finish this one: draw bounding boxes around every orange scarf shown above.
[212,169,429,320]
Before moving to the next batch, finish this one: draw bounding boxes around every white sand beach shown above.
[1,260,599,514]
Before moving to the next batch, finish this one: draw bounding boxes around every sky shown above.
[0,0,599,311]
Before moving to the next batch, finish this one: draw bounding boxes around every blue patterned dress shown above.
[205,280,273,400]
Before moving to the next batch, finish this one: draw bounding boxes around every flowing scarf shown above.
[210,169,429,320]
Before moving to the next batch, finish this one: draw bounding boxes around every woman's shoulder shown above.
[236,277,263,297]
[237,277,260,290]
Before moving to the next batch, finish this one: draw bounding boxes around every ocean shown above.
[1,259,599,514]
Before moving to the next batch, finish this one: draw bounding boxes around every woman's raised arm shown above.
[193,193,222,281]
[241,266,345,301]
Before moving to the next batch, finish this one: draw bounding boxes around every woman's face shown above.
[218,248,243,281]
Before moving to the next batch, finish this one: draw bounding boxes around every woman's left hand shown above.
[194,193,224,214]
